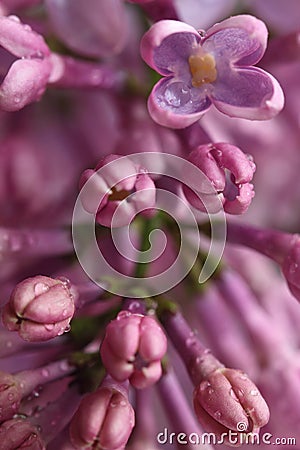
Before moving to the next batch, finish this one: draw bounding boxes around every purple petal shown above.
[148,77,211,128]
[140,19,200,76]
[0,59,51,112]
[203,15,268,66]
[211,67,284,120]
[0,15,50,58]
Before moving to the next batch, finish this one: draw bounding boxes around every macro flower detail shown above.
[100,311,168,389]
[2,275,78,342]
[79,154,156,227]
[0,15,52,112]
[140,15,284,128]
[182,142,256,214]
[193,368,270,442]
[69,377,135,450]
[0,417,45,449]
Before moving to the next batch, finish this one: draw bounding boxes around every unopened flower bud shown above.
[100,311,167,389]
[80,154,156,227]
[69,378,135,450]
[183,143,255,214]
[0,15,52,111]
[0,417,45,450]
[0,372,22,422]
[2,275,77,342]
[193,368,270,444]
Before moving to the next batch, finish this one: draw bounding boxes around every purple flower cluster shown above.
[0,1,300,449]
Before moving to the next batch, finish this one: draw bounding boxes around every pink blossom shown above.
[100,311,167,388]
[2,275,77,341]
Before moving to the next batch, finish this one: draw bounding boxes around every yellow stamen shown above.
[188,52,217,88]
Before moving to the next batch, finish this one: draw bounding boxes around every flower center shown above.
[188,52,217,88]
[109,187,132,201]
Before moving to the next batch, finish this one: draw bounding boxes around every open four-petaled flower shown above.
[140,15,284,128]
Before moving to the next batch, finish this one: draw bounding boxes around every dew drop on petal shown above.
[117,311,131,320]
[164,82,191,108]
[8,15,21,22]
[250,389,259,396]
[44,323,55,331]
[41,369,49,378]
[230,388,239,402]
[64,324,71,333]
[214,410,222,420]
[34,282,50,296]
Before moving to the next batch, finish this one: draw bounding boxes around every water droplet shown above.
[237,388,244,398]
[8,15,21,22]
[214,410,222,419]
[200,380,211,391]
[110,401,118,408]
[57,276,71,288]
[164,82,191,108]
[250,389,259,396]
[11,402,18,410]
[23,24,32,31]
[41,369,49,378]
[62,309,69,318]
[64,324,71,333]
[229,388,239,402]
[8,393,14,401]
[239,374,248,381]
[117,311,131,320]
[34,282,50,296]
[14,96,21,105]
[60,361,70,372]
[185,337,197,348]
[32,389,40,398]
[119,400,127,407]
[44,323,55,332]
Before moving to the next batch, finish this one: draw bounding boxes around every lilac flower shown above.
[140,16,284,128]
[100,311,167,389]
[2,275,78,341]
[69,376,135,450]
[0,15,52,111]
[160,308,269,443]
[79,154,156,227]
[182,142,256,214]
[0,417,45,449]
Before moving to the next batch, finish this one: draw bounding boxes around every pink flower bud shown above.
[100,311,167,389]
[79,154,156,227]
[0,15,52,111]
[0,371,22,422]
[69,381,135,450]
[2,275,77,342]
[0,417,45,449]
[193,368,270,444]
[182,143,255,214]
